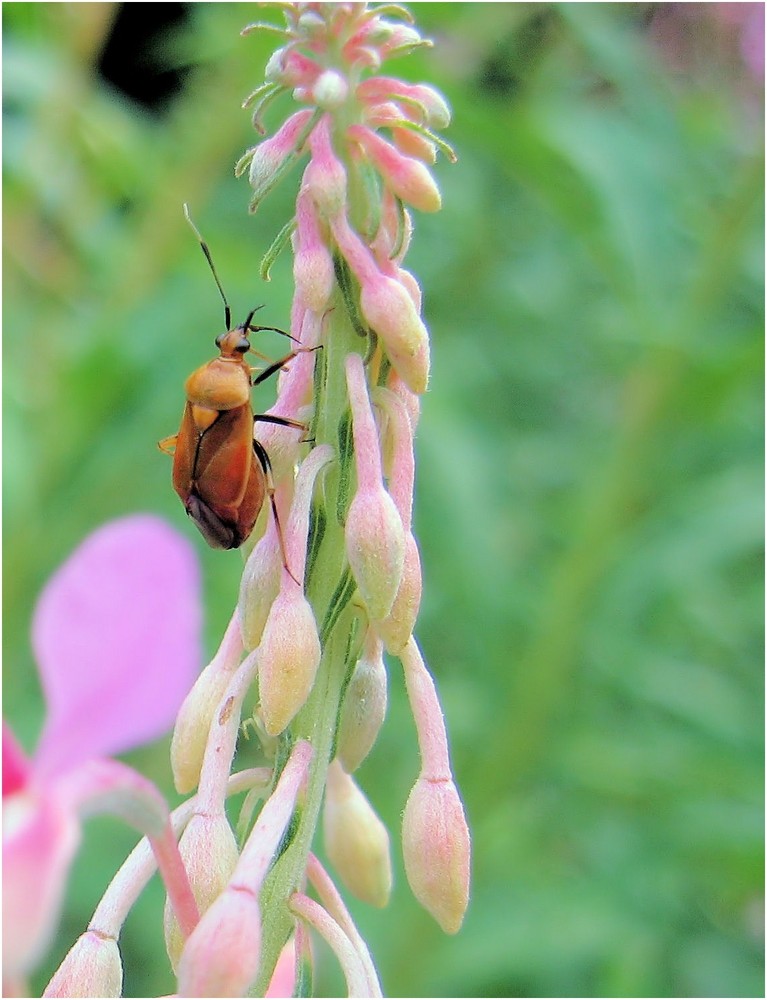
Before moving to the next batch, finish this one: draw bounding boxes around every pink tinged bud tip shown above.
[294,189,335,312]
[347,125,441,213]
[333,217,430,394]
[324,761,392,908]
[369,387,421,652]
[175,886,262,999]
[356,78,451,130]
[344,353,406,620]
[305,115,348,220]
[43,930,122,998]
[258,445,334,735]
[176,741,312,998]
[399,638,470,933]
[392,126,437,164]
[311,68,349,109]
[402,775,470,935]
[239,516,282,651]
[373,532,422,655]
[164,814,240,971]
[247,108,315,191]
[171,611,243,794]
[336,631,388,773]
[265,938,297,999]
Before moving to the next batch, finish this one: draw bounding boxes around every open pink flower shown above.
[3,515,202,986]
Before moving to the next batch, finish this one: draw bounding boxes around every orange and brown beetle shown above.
[159,209,308,551]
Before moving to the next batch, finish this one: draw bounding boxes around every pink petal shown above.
[2,791,80,978]
[265,938,296,998]
[31,515,202,777]
[3,723,31,797]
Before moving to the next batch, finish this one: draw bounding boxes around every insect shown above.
[159,206,309,554]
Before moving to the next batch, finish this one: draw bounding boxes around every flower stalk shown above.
[18,5,470,996]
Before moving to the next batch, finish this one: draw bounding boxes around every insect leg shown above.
[252,439,301,588]
[251,346,322,387]
[158,434,178,455]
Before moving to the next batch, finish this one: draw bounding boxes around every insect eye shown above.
[214,333,223,348]
[235,337,250,354]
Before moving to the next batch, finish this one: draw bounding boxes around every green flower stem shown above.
[254,294,362,994]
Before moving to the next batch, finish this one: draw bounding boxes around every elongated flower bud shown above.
[43,930,122,998]
[373,532,422,654]
[347,125,441,213]
[355,77,451,130]
[294,189,335,312]
[334,217,430,393]
[344,353,405,619]
[402,775,470,934]
[323,761,392,909]
[176,885,262,998]
[336,631,387,772]
[163,813,240,971]
[305,115,348,219]
[259,586,321,736]
[258,446,333,734]
[399,638,470,933]
[247,109,315,192]
[171,613,243,794]
[238,517,282,651]
[177,742,312,998]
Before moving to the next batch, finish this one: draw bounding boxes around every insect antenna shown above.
[243,305,300,345]
[183,203,232,331]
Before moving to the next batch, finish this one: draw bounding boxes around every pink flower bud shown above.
[312,68,349,109]
[259,586,321,736]
[265,937,297,998]
[345,487,405,621]
[344,353,405,618]
[388,369,421,431]
[176,885,262,998]
[369,188,413,263]
[164,814,240,970]
[357,77,451,129]
[266,48,320,89]
[305,115,348,219]
[323,761,392,908]
[398,638,471,932]
[177,741,311,997]
[43,930,122,998]
[258,446,333,735]
[373,531,422,654]
[248,109,315,193]
[294,189,335,312]
[238,516,282,651]
[392,126,437,163]
[395,265,422,309]
[336,632,388,772]
[334,217,430,393]
[347,125,441,213]
[171,613,243,794]
[402,775,470,934]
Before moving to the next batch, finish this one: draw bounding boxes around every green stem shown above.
[254,292,362,994]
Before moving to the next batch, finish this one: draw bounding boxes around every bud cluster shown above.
[34,5,470,997]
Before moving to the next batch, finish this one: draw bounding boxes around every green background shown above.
[4,3,764,997]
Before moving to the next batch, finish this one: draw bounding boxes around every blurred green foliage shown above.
[4,3,763,997]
